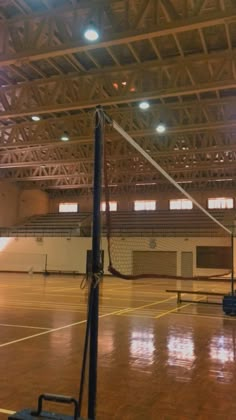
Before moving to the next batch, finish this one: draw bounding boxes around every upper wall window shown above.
[169,199,193,210]
[59,203,78,213]
[134,200,156,211]
[101,201,117,211]
[208,198,234,209]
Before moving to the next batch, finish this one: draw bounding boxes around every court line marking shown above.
[115,289,204,316]
[44,294,166,303]
[117,314,157,319]
[0,304,126,314]
[155,302,194,318]
[0,304,87,313]
[0,408,15,414]
[155,298,205,319]
[0,301,127,313]
[0,299,89,308]
[0,323,50,330]
[116,296,176,315]
[0,307,127,348]
[52,287,82,292]
[174,312,236,322]
[1,299,89,307]
[106,290,170,295]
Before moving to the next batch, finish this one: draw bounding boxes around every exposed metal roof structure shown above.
[1,0,236,196]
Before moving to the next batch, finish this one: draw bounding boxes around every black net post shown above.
[88,107,104,420]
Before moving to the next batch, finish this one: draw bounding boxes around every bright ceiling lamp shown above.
[156,123,166,134]
[31,115,41,122]
[60,131,70,142]
[84,22,99,41]
[139,101,150,110]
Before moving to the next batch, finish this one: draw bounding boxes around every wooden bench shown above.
[166,289,224,305]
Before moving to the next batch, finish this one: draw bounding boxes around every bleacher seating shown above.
[1,212,92,237]
[102,209,235,237]
[0,209,234,238]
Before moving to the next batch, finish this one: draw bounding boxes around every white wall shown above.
[18,189,49,220]
[0,181,19,227]
[0,237,93,273]
[0,235,232,278]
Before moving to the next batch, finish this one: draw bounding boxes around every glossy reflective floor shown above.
[0,274,235,419]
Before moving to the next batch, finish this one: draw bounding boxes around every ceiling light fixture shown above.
[139,101,150,110]
[31,115,41,122]
[60,131,70,142]
[84,22,99,41]
[156,123,166,134]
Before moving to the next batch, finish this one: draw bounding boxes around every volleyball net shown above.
[99,109,234,280]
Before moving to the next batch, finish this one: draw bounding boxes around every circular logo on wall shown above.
[149,239,157,249]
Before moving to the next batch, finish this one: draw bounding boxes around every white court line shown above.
[0,408,15,414]
[175,312,236,322]
[116,296,176,315]
[0,304,87,313]
[0,323,50,330]
[0,308,124,348]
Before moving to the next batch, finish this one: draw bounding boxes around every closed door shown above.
[133,251,177,276]
[181,252,193,278]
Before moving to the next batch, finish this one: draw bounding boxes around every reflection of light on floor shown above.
[0,238,12,252]
[167,331,195,381]
[98,331,114,355]
[49,328,73,358]
[209,335,235,382]
[210,336,234,363]
[130,328,155,369]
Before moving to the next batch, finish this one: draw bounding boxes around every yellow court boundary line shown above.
[155,298,205,319]
[0,408,15,414]
[31,292,169,301]
[0,408,16,414]
[0,323,50,330]
[117,313,157,319]
[116,296,176,315]
[1,303,128,314]
[0,304,87,313]
[1,299,89,307]
[106,289,170,295]
[174,311,236,322]
[0,307,127,348]
[155,302,195,318]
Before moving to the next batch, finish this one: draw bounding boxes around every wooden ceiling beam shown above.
[0,8,235,66]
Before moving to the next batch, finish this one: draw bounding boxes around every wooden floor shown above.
[0,273,235,419]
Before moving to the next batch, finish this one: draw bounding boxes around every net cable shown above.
[103,112,232,280]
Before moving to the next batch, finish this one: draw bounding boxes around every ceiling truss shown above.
[0,0,236,194]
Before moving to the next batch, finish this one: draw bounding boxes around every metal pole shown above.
[231,232,234,296]
[88,107,103,420]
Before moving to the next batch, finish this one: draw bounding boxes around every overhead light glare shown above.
[177,181,193,184]
[156,123,166,134]
[136,182,156,186]
[139,101,150,110]
[31,115,41,122]
[84,23,99,41]
[60,131,70,142]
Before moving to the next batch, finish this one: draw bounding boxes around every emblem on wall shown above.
[149,239,157,249]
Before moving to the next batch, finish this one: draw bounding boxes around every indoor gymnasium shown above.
[0,1,236,419]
